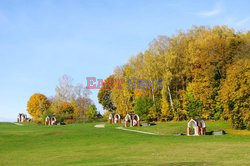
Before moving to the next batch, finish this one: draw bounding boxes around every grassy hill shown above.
[0,122,249,166]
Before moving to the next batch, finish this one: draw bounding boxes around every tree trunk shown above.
[168,86,174,110]
[152,88,155,104]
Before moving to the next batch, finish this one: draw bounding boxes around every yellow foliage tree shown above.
[98,26,250,124]
[27,93,50,120]
[220,59,250,129]
[50,100,75,123]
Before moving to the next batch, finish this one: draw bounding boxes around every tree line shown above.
[98,26,250,129]
[27,75,99,124]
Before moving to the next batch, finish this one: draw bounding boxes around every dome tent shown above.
[124,113,140,127]
[187,118,206,136]
[108,113,121,124]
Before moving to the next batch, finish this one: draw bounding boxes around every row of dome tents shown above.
[17,113,57,125]
[108,113,140,127]
[18,113,221,136]
[17,113,31,123]
[109,113,210,136]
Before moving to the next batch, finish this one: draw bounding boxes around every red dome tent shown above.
[17,113,31,123]
[44,116,57,125]
[108,113,121,124]
[187,118,206,136]
[124,113,140,127]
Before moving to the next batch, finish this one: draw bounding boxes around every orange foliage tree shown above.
[27,93,50,120]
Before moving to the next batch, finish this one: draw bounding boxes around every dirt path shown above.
[94,124,105,128]
[116,127,158,135]
[13,123,23,126]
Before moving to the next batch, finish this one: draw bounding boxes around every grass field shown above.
[0,122,250,166]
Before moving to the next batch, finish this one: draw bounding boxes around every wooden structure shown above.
[124,113,140,127]
[108,113,121,124]
[45,116,57,125]
[187,118,206,136]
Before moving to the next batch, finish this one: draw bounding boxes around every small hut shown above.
[51,117,57,125]
[45,116,57,125]
[17,113,28,123]
[45,116,50,125]
[197,119,206,135]
[124,113,140,127]
[187,118,206,136]
[108,113,121,124]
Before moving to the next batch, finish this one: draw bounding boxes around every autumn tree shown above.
[27,75,95,124]
[50,100,75,123]
[220,59,250,129]
[111,66,133,116]
[27,93,50,120]
[73,83,92,118]
[54,74,92,120]
[98,75,116,112]
[97,25,250,126]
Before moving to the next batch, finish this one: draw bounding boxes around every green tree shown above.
[184,87,202,118]
[134,97,153,121]
[148,98,161,121]
[86,104,98,120]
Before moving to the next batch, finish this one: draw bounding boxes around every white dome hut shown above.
[124,113,140,127]
[187,118,206,136]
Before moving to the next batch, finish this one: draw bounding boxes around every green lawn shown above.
[0,122,249,166]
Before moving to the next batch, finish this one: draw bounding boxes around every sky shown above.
[0,0,250,122]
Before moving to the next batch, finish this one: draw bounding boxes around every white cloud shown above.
[197,1,222,17]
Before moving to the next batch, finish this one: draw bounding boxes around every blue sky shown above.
[0,0,250,121]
